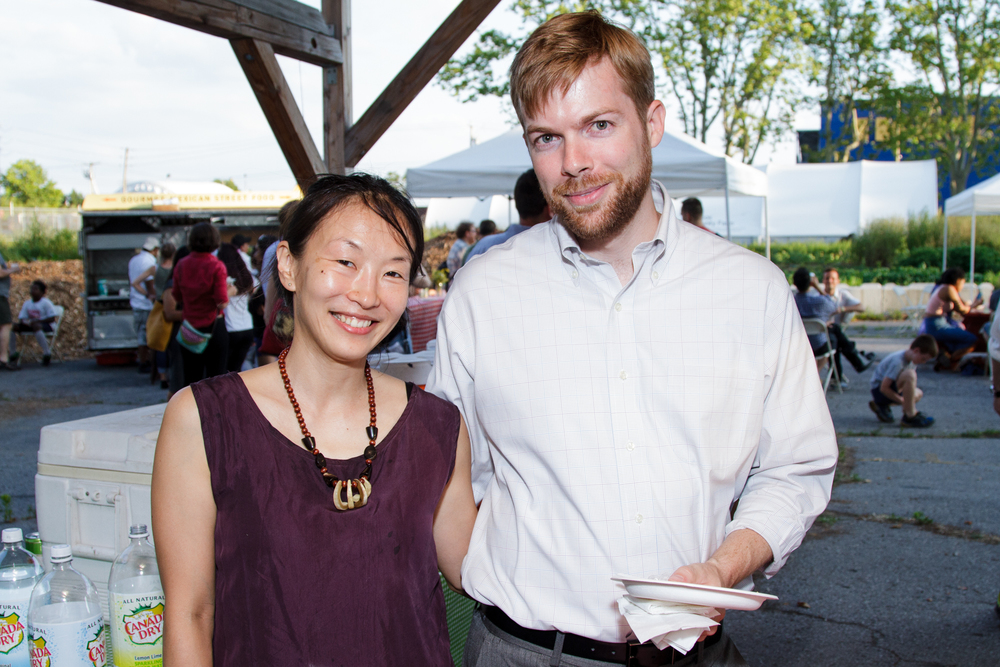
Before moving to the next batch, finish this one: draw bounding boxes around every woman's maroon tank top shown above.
[190,372,459,666]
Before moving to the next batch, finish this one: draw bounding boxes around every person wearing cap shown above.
[129,236,160,373]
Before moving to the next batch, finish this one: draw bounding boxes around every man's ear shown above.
[647,100,666,149]
[276,241,296,294]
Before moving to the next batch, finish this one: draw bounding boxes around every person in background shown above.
[230,234,254,275]
[819,267,874,380]
[162,247,189,398]
[463,169,552,264]
[868,334,938,427]
[250,235,278,365]
[479,219,498,238]
[990,310,1000,417]
[681,197,721,236]
[129,236,160,374]
[134,243,179,387]
[0,249,23,370]
[171,223,229,387]
[8,279,57,366]
[259,203,299,365]
[446,221,477,278]
[217,243,255,373]
[152,173,477,666]
[922,268,982,371]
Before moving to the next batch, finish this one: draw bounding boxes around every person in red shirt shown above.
[171,223,229,386]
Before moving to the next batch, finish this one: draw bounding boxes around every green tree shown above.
[802,0,892,162]
[874,0,1000,195]
[385,171,407,193]
[64,190,85,207]
[436,1,804,163]
[0,159,64,207]
[645,0,805,163]
[214,178,240,191]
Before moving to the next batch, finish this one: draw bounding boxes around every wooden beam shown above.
[322,0,351,175]
[231,38,325,191]
[96,0,343,67]
[344,0,502,167]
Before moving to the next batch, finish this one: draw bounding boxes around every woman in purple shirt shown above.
[152,174,476,666]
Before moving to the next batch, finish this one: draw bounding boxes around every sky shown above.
[0,0,812,197]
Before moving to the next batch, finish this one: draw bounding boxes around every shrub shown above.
[0,223,80,261]
[898,246,942,269]
[905,211,945,250]
[850,219,907,267]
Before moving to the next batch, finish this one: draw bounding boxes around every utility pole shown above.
[84,163,99,194]
[121,148,129,193]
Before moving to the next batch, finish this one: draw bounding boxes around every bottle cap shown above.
[129,524,149,538]
[2,528,23,544]
[50,544,73,563]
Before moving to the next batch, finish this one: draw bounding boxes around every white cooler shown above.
[35,403,165,622]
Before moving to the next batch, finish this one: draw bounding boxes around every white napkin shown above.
[617,595,719,655]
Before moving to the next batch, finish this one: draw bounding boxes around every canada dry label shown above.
[29,615,105,667]
[110,594,163,667]
[1,592,32,667]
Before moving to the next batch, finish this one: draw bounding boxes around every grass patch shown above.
[912,511,934,526]
[0,223,80,261]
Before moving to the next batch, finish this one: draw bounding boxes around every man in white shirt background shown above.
[429,11,838,666]
[821,266,875,381]
[128,236,159,374]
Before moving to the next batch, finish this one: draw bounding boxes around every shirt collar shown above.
[552,180,674,268]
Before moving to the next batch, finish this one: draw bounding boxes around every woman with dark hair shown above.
[162,246,189,397]
[152,174,476,666]
[923,268,984,370]
[171,223,229,386]
[217,243,255,372]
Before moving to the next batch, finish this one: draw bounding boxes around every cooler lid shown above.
[38,404,166,474]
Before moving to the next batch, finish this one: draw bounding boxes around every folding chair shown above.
[802,318,842,394]
[14,305,64,364]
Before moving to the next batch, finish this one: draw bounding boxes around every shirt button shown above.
[619,370,627,381]
[572,270,579,279]
[651,271,659,281]
[635,514,644,524]
[614,302,622,312]
[626,441,635,451]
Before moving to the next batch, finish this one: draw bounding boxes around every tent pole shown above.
[724,165,732,241]
[971,208,977,281]
[942,202,948,270]
[764,196,770,260]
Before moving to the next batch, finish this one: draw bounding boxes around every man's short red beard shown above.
[547,147,652,245]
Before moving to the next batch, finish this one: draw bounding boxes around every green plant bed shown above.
[0,223,80,261]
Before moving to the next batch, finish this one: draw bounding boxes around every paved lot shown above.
[1,330,998,665]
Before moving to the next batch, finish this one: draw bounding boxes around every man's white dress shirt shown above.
[428,182,837,643]
[128,250,157,310]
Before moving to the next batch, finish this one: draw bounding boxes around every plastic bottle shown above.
[27,544,106,667]
[0,528,44,667]
[107,525,163,667]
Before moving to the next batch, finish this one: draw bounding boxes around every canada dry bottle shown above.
[0,528,44,667]
[27,544,106,667]
[107,525,163,667]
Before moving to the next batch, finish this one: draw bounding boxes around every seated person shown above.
[990,308,1000,418]
[792,267,871,380]
[922,268,982,371]
[868,334,938,427]
[821,267,874,376]
[9,280,58,366]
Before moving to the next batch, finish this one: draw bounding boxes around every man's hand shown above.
[666,563,726,640]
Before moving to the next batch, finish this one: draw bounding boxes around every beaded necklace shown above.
[278,347,378,511]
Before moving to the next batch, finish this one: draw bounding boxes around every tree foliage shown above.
[802,0,891,162]
[214,178,240,191]
[873,0,1000,195]
[0,159,65,207]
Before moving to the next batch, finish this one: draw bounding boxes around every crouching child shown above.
[869,334,939,427]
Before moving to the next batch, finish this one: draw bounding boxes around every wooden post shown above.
[231,38,325,191]
[323,0,351,175]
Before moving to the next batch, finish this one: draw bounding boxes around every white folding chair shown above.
[802,318,842,394]
[14,305,64,364]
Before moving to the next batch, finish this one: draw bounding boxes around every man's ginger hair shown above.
[509,11,655,126]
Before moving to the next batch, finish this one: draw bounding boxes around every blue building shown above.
[797,102,1000,204]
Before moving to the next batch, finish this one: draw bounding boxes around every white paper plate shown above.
[612,575,778,611]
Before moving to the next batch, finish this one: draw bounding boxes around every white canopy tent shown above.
[942,171,1000,277]
[406,129,768,243]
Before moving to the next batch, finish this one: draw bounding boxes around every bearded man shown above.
[428,11,837,666]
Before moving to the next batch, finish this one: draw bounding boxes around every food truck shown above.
[80,189,298,355]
